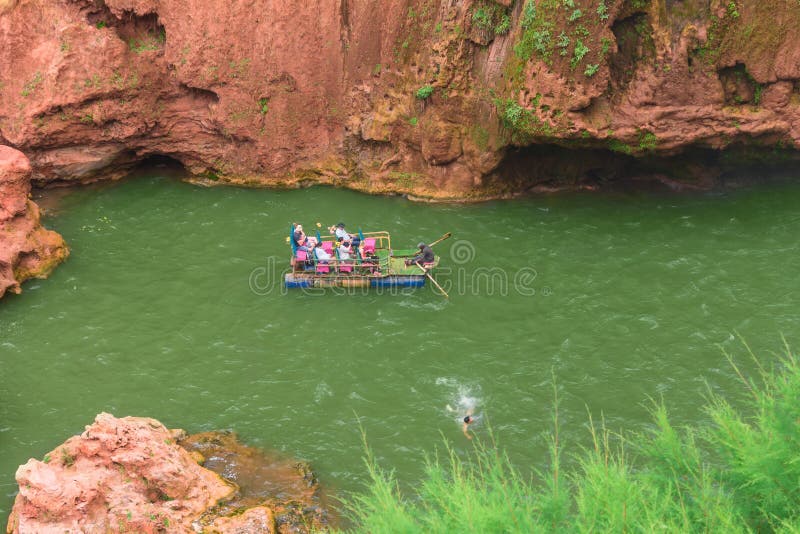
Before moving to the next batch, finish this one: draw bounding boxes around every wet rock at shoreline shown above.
[6,413,330,534]
[0,146,68,300]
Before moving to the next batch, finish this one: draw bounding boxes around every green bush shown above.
[597,1,609,21]
[494,14,511,35]
[571,39,589,69]
[472,7,493,31]
[415,85,434,100]
[521,0,537,29]
[340,343,800,533]
[557,32,570,56]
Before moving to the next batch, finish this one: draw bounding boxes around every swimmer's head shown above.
[463,416,472,424]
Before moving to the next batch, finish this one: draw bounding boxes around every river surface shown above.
[1,173,799,518]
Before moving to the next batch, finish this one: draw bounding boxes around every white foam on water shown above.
[436,377,484,425]
[314,381,333,404]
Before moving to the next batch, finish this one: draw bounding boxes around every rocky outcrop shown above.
[0,146,67,298]
[1,0,800,199]
[6,413,330,534]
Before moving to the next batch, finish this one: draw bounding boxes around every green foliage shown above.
[557,32,570,56]
[521,0,537,29]
[638,130,657,151]
[727,1,740,19]
[472,6,493,31]
[340,343,800,534]
[408,116,418,126]
[495,14,511,35]
[597,1,609,21]
[600,37,612,58]
[515,26,553,62]
[415,85,434,100]
[60,448,75,467]
[753,84,763,105]
[373,63,382,75]
[472,3,511,37]
[21,72,43,97]
[95,21,107,29]
[568,8,583,22]
[258,98,269,115]
[608,138,633,154]
[571,39,589,69]
[584,63,600,77]
[516,0,558,62]
[128,29,165,54]
[42,454,51,464]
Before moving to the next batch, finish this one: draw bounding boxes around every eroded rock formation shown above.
[0,145,67,298]
[1,0,800,199]
[6,413,330,534]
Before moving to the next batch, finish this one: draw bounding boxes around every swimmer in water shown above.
[462,409,475,440]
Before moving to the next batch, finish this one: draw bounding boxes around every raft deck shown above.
[285,248,440,288]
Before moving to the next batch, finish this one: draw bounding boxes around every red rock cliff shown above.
[0,145,67,298]
[2,0,800,199]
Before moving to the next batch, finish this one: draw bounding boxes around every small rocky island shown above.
[6,413,329,533]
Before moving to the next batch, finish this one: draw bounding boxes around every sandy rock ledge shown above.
[6,413,330,534]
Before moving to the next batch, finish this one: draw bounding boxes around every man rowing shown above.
[405,242,434,266]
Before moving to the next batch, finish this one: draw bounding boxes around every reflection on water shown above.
[1,175,799,519]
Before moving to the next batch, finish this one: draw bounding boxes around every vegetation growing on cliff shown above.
[341,343,800,533]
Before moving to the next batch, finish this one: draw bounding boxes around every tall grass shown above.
[339,343,800,533]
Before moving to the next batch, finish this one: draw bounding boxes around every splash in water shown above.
[438,378,483,435]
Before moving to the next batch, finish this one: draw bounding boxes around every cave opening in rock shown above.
[134,154,187,174]
[491,143,800,193]
[83,4,166,54]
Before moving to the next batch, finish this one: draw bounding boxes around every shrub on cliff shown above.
[415,85,434,100]
[341,343,800,533]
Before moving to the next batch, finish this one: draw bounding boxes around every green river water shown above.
[1,172,799,519]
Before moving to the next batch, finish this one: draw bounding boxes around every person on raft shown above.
[293,224,309,251]
[313,241,331,263]
[337,240,352,260]
[328,222,351,242]
[405,242,434,266]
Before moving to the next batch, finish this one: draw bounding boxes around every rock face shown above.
[0,146,68,298]
[1,0,800,198]
[6,413,330,534]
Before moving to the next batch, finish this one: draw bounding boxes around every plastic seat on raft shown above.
[362,238,376,253]
[335,249,353,273]
[296,250,308,261]
[315,261,330,274]
[322,241,334,255]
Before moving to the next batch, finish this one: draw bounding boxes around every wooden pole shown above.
[416,262,449,298]
[427,232,452,248]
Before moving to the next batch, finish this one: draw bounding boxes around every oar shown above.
[416,261,449,298]
[427,232,452,248]
[397,232,452,257]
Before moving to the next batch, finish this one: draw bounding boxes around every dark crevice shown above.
[77,2,166,54]
[113,12,166,53]
[178,84,220,105]
[608,13,653,97]
[134,153,188,173]
[718,63,757,105]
